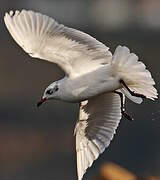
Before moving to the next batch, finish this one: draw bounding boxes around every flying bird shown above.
[4,10,158,180]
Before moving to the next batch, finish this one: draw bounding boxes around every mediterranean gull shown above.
[4,10,158,180]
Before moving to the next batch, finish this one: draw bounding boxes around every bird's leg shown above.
[120,79,146,98]
[114,90,133,121]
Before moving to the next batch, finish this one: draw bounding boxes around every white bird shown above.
[4,10,157,180]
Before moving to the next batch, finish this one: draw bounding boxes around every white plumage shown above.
[4,10,158,180]
[4,10,111,77]
[75,93,121,180]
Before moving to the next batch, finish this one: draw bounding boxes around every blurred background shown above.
[0,0,160,179]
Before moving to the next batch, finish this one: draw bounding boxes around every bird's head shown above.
[37,81,60,107]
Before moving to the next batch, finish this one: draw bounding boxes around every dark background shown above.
[0,0,160,179]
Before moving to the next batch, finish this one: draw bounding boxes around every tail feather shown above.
[112,46,158,102]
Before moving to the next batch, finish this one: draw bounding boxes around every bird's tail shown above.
[111,46,158,103]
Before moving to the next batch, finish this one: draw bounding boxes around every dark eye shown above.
[46,89,53,95]
[55,86,59,92]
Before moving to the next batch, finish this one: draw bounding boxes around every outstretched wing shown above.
[4,10,112,77]
[74,92,122,180]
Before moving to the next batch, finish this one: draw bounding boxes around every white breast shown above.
[60,65,121,102]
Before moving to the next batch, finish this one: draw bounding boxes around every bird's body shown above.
[57,65,120,102]
[4,10,158,180]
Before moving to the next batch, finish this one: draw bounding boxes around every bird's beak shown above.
[37,97,46,107]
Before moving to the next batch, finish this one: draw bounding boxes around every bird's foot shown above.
[130,91,146,99]
[122,110,134,121]
[120,79,146,99]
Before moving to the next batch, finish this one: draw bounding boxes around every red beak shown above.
[37,98,46,107]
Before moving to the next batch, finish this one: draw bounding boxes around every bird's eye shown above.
[55,86,59,92]
[46,89,53,95]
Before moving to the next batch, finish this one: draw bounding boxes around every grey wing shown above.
[74,92,122,180]
[4,10,112,77]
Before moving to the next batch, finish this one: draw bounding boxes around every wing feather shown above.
[4,10,112,77]
[75,92,122,180]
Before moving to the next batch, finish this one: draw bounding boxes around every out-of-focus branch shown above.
[95,162,160,180]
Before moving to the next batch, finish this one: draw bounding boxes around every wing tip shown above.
[4,11,10,23]
[4,9,33,21]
